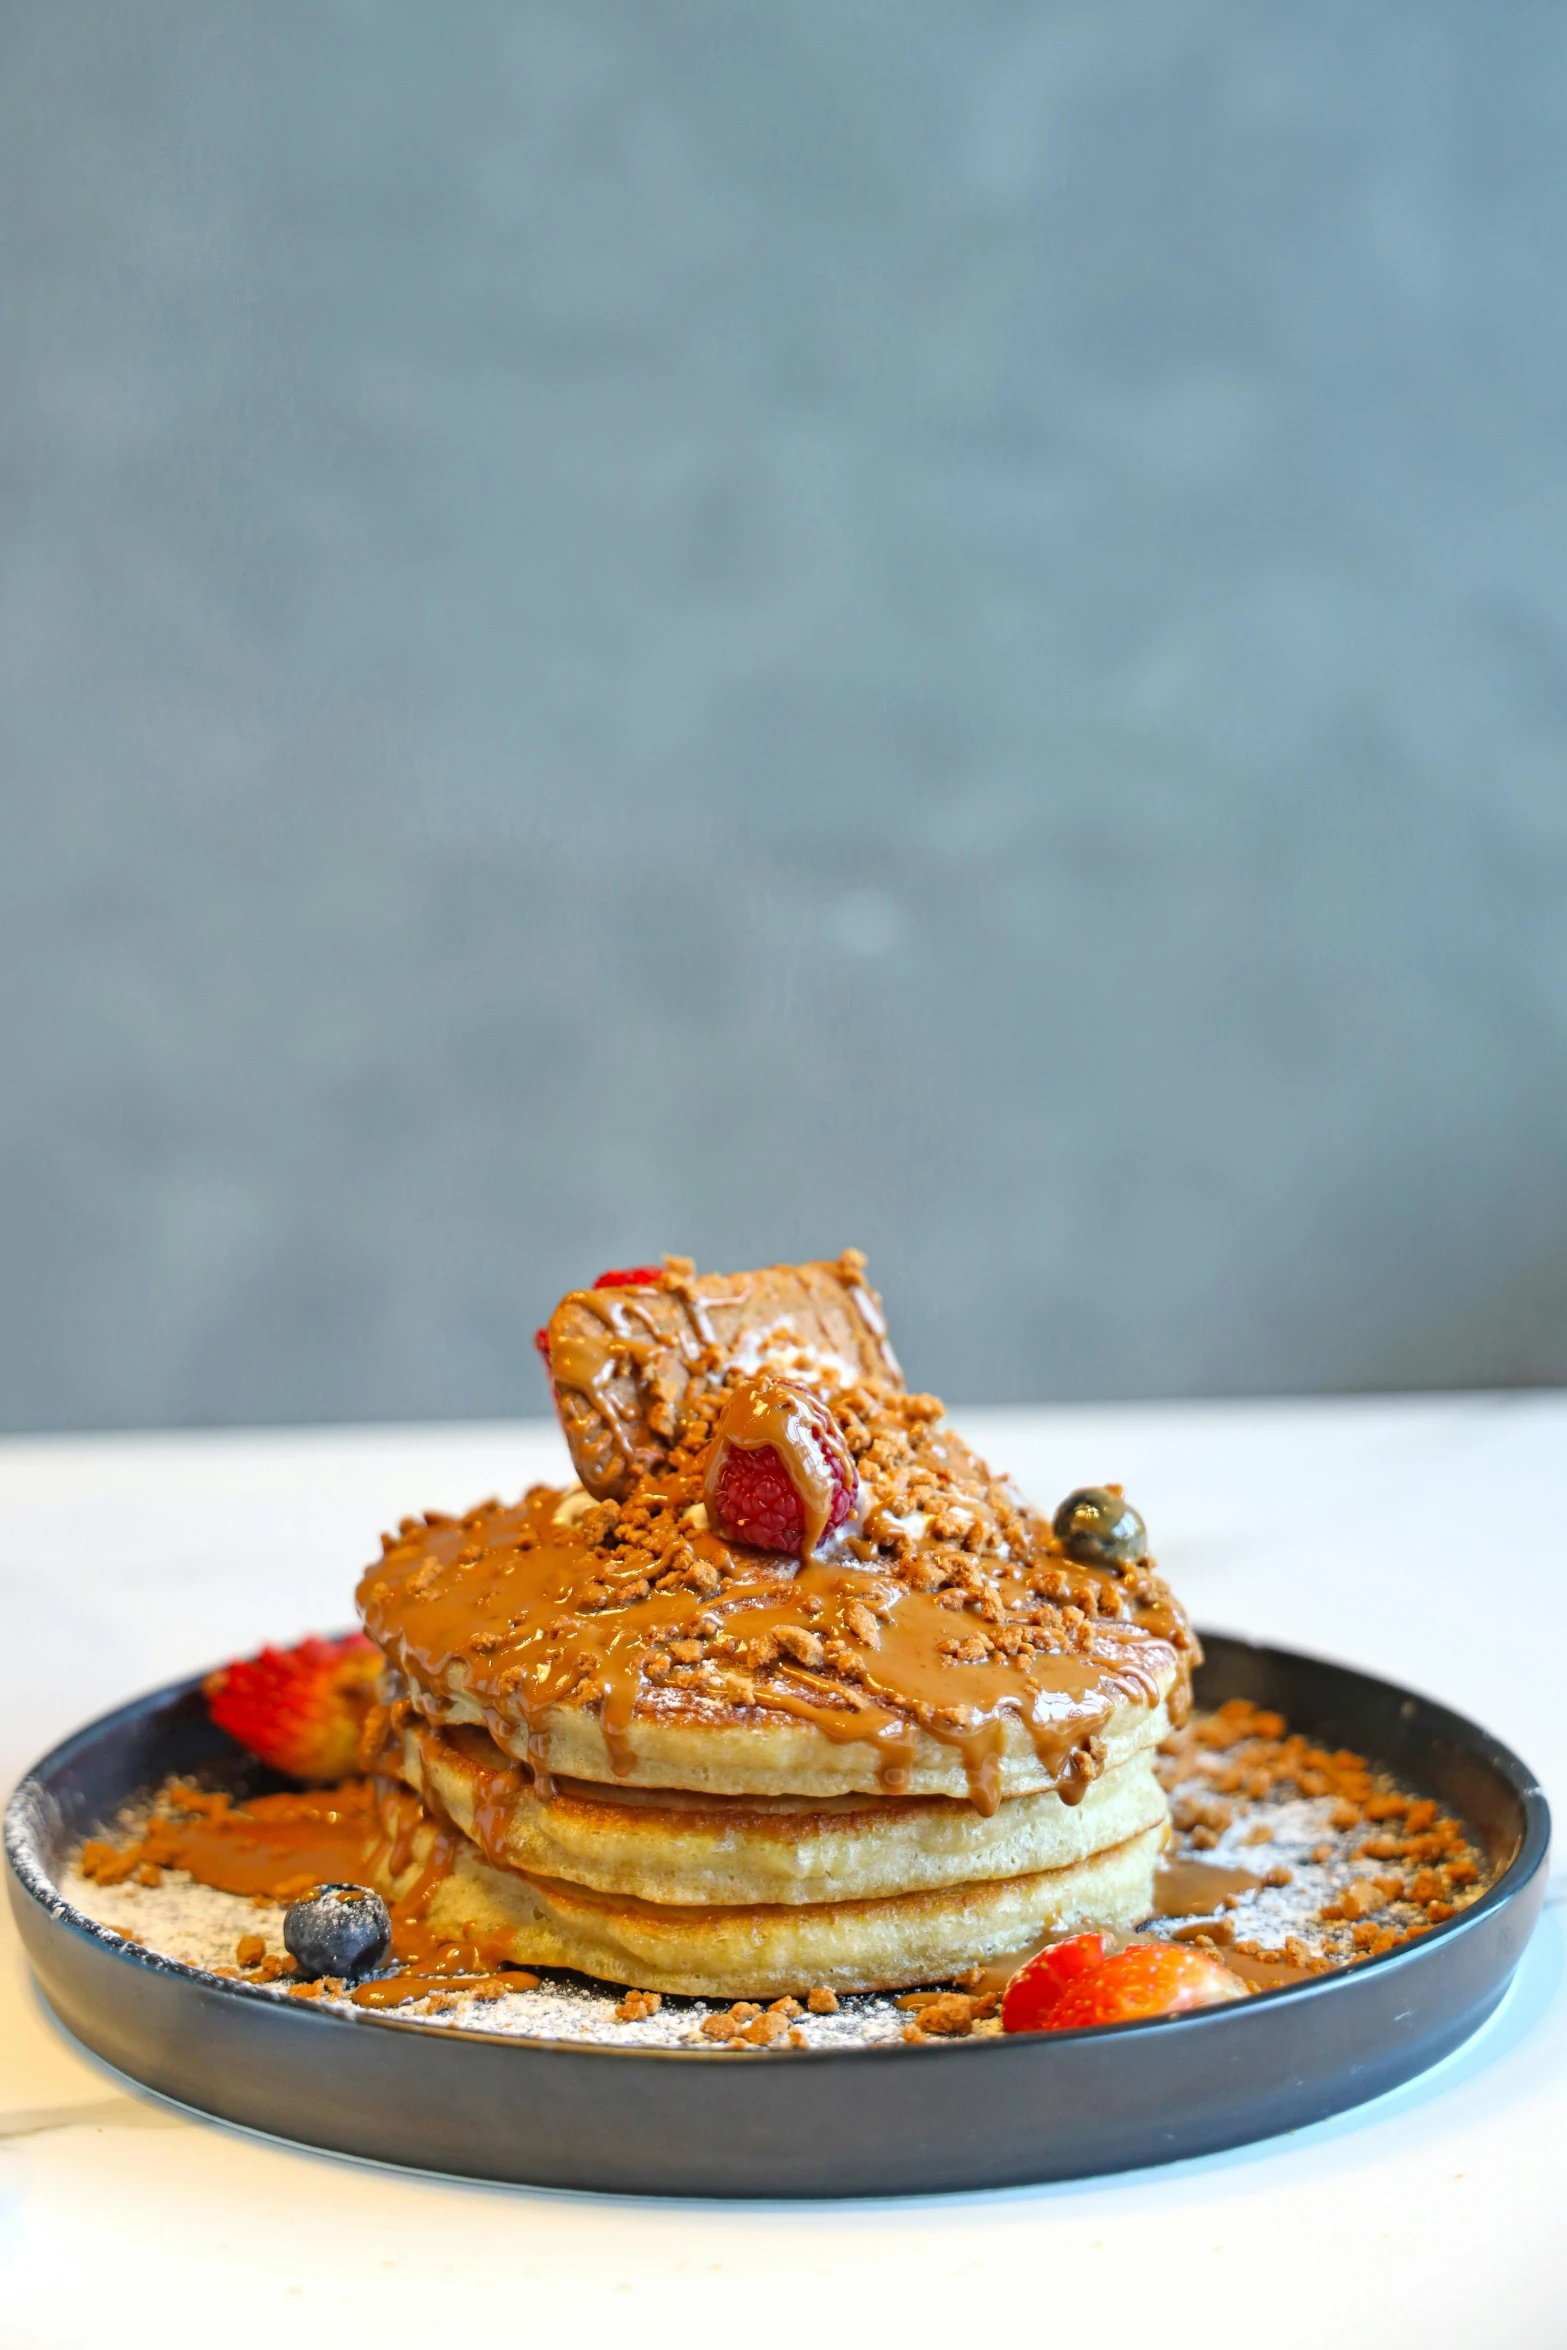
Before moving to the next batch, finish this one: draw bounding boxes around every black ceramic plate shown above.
[5,1632,1549,2198]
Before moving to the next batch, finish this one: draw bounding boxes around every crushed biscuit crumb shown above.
[614,1989,663,2023]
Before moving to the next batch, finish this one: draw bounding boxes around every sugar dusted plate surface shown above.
[4,1634,1548,2197]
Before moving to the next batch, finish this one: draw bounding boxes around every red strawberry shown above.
[1016,1941,1247,2033]
[999,1934,1108,2032]
[205,1633,380,1782]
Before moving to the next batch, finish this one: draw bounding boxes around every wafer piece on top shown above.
[541,1250,901,1499]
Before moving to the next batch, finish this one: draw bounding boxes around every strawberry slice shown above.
[999,1933,1108,2032]
[205,1633,380,1782]
[1011,1941,1247,2033]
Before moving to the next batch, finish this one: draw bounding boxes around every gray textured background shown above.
[4,2,1566,1432]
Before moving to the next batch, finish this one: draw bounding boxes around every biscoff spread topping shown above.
[358,1257,1195,1815]
[541,1251,901,1500]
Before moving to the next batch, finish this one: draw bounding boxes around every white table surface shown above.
[3,1395,1562,2349]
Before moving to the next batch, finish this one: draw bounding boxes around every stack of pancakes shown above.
[356,1254,1196,1997]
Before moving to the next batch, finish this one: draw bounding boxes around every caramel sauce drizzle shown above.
[120,1778,529,2009]
[1152,1855,1264,1915]
[359,1458,1188,1820]
[547,1286,673,1474]
[137,1782,381,1903]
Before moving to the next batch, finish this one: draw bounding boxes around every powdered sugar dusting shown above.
[58,1862,916,2048]
[58,1703,1488,2050]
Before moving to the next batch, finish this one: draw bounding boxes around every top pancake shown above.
[357,1255,1196,1813]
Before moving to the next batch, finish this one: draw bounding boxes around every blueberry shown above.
[1052,1486,1148,1570]
[282,1883,392,1980]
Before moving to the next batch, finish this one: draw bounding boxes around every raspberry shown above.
[204,1633,380,1783]
[712,1445,814,1553]
[705,1374,857,1558]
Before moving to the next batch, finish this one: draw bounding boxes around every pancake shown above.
[374,1808,1167,1999]
[354,1252,1197,1992]
[396,1712,1172,1905]
[386,1644,1181,1805]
